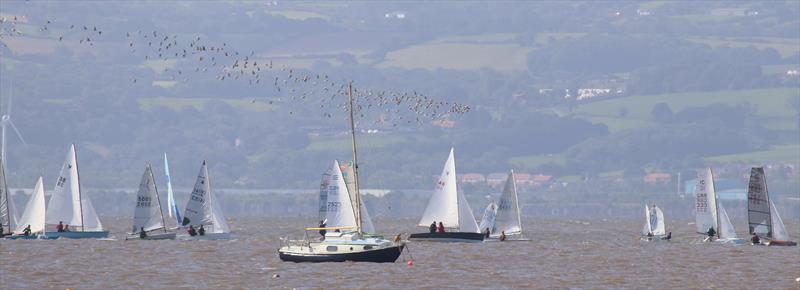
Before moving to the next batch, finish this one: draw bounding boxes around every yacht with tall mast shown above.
[278,83,404,263]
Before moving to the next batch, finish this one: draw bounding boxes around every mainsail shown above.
[643,205,652,235]
[652,205,666,236]
[418,148,461,229]
[323,160,357,229]
[182,161,213,227]
[0,158,18,231]
[15,177,45,234]
[494,171,523,236]
[164,153,182,226]
[694,168,718,234]
[478,202,497,234]
[340,160,375,233]
[45,144,103,231]
[747,167,772,238]
[132,165,166,233]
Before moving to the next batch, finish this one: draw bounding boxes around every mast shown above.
[511,169,523,236]
[762,167,774,240]
[74,144,85,232]
[347,83,363,234]
[710,168,720,238]
[149,163,168,233]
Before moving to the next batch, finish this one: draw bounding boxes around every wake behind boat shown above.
[44,144,109,239]
[125,164,176,240]
[747,167,797,246]
[409,148,484,243]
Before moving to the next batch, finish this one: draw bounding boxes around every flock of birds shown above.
[0,12,471,128]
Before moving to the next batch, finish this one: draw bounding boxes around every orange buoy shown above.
[407,260,413,267]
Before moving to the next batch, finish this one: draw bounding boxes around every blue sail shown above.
[164,153,181,226]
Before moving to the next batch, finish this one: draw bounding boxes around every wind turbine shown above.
[1,81,27,166]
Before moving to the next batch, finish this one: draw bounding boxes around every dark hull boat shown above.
[279,243,404,263]
[409,232,485,243]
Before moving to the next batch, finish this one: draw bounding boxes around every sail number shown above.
[136,196,152,207]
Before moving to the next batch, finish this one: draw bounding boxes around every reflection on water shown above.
[2,217,799,289]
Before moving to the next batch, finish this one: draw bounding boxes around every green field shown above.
[573,88,800,133]
[305,134,409,152]
[379,36,533,72]
[137,97,277,112]
[704,144,800,163]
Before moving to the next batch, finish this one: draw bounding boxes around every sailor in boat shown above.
[499,231,506,241]
[429,221,436,233]
[188,225,197,236]
[0,224,4,237]
[139,227,147,239]
[751,233,761,245]
[56,221,64,232]
[484,227,491,239]
[661,232,672,240]
[63,224,70,232]
[437,222,445,233]
[646,232,653,240]
[198,225,205,236]
[705,226,716,242]
[22,225,32,236]
[319,220,327,239]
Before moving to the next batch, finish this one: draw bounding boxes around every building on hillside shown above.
[643,173,672,185]
[486,173,507,187]
[460,173,485,184]
[531,174,552,186]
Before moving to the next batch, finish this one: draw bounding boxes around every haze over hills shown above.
[0,1,798,218]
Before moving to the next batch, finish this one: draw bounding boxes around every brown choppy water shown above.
[2,217,799,289]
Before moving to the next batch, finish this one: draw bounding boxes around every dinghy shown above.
[409,148,484,242]
[488,171,528,241]
[44,144,109,239]
[641,204,669,241]
[279,84,404,263]
[0,158,19,238]
[747,167,796,246]
[478,202,497,236]
[694,168,743,244]
[179,160,231,240]
[7,177,53,239]
[126,164,176,240]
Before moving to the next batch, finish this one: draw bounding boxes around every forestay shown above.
[15,177,45,234]
[694,168,717,234]
[132,165,165,233]
[747,167,772,238]
[494,171,522,236]
[418,148,461,229]
[0,158,18,231]
[45,144,103,231]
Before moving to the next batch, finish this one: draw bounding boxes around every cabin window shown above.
[326,246,337,252]
[363,245,373,250]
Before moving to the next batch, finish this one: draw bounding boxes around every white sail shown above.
[643,205,652,235]
[45,144,103,231]
[209,188,229,234]
[652,205,666,236]
[418,148,460,228]
[323,160,357,229]
[770,200,790,242]
[132,165,165,233]
[15,177,45,234]
[717,203,738,240]
[478,202,497,234]
[340,161,375,233]
[182,161,213,227]
[0,159,18,231]
[164,153,181,226]
[694,168,718,234]
[494,171,523,235]
[457,188,480,233]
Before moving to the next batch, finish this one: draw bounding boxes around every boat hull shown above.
[408,232,485,243]
[279,244,404,263]
[44,231,109,239]
[4,234,58,240]
[767,240,797,246]
[125,232,177,240]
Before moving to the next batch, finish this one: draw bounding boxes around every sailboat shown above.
[478,201,497,236]
[694,168,743,244]
[179,160,230,240]
[8,177,55,239]
[164,153,182,227]
[0,157,19,238]
[641,204,669,241]
[44,144,109,239]
[747,167,796,246]
[278,83,404,263]
[490,171,528,241]
[126,164,176,240]
[409,148,484,242]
